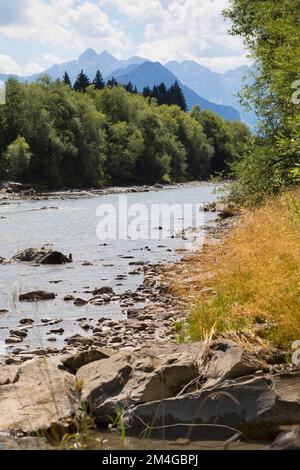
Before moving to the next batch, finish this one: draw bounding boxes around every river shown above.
[0,183,219,356]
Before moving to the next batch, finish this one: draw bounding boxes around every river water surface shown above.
[0,183,219,355]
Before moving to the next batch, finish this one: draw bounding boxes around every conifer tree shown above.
[63,71,72,88]
[74,70,91,92]
[170,81,187,111]
[125,81,134,93]
[106,77,118,88]
[143,86,151,98]
[93,70,105,90]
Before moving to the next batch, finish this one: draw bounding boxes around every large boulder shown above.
[0,358,77,434]
[9,247,72,265]
[203,340,263,387]
[124,371,300,440]
[77,345,201,423]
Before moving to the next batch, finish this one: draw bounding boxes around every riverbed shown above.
[0,183,219,356]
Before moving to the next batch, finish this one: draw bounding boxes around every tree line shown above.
[0,75,249,189]
[224,0,300,204]
[66,69,187,111]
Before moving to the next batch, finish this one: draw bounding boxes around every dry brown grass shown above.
[169,188,300,348]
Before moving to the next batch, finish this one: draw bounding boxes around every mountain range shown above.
[0,49,255,125]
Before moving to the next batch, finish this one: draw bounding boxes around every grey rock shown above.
[204,340,263,387]
[268,428,300,450]
[61,348,114,373]
[92,287,114,295]
[0,358,76,434]
[74,298,88,306]
[5,337,23,345]
[124,371,300,439]
[20,318,34,325]
[9,247,72,264]
[19,291,56,302]
[77,347,199,423]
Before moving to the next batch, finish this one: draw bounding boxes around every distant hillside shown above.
[0,50,147,84]
[165,60,256,127]
[0,49,246,122]
[106,61,240,121]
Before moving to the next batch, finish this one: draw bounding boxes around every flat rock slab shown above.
[61,348,115,373]
[0,358,76,434]
[124,371,300,440]
[204,339,264,387]
[77,344,203,423]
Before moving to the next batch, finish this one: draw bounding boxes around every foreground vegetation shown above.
[170,188,300,349]
[169,1,300,349]
[225,0,300,205]
[0,78,249,189]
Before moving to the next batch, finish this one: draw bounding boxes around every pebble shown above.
[20,318,34,325]
[5,337,23,344]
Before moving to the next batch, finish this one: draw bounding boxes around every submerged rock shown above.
[92,287,114,296]
[19,291,56,302]
[9,247,72,265]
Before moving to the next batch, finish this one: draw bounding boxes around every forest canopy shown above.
[0,76,249,189]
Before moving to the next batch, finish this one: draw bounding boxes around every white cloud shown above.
[0,54,20,74]
[127,0,248,72]
[99,0,165,21]
[0,0,133,59]
[0,0,250,74]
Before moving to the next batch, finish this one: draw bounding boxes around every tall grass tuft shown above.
[170,188,300,349]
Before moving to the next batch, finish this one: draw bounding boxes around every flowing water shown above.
[0,183,219,355]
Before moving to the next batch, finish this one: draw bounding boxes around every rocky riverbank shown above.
[1,210,300,450]
[0,180,210,202]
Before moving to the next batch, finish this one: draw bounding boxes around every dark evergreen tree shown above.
[74,70,91,92]
[143,86,151,98]
[169,81,187,111]
[106,77,118,88]
[93,70,105,90]
[125,81,134,93]
[63,71,72,88]
[157,83,167,105]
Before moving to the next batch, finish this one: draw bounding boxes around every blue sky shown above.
[0,0,250,75]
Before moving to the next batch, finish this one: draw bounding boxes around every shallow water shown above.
[0,183,219,354]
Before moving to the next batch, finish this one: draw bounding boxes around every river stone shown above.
[9,247,72,265]
[61,348,114,373]
[124,371,300,440]
[19,291,56,301]
[92,287,114,295]
[0,358,76,434]
[77,347,199,423]
[5,337,23,344]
